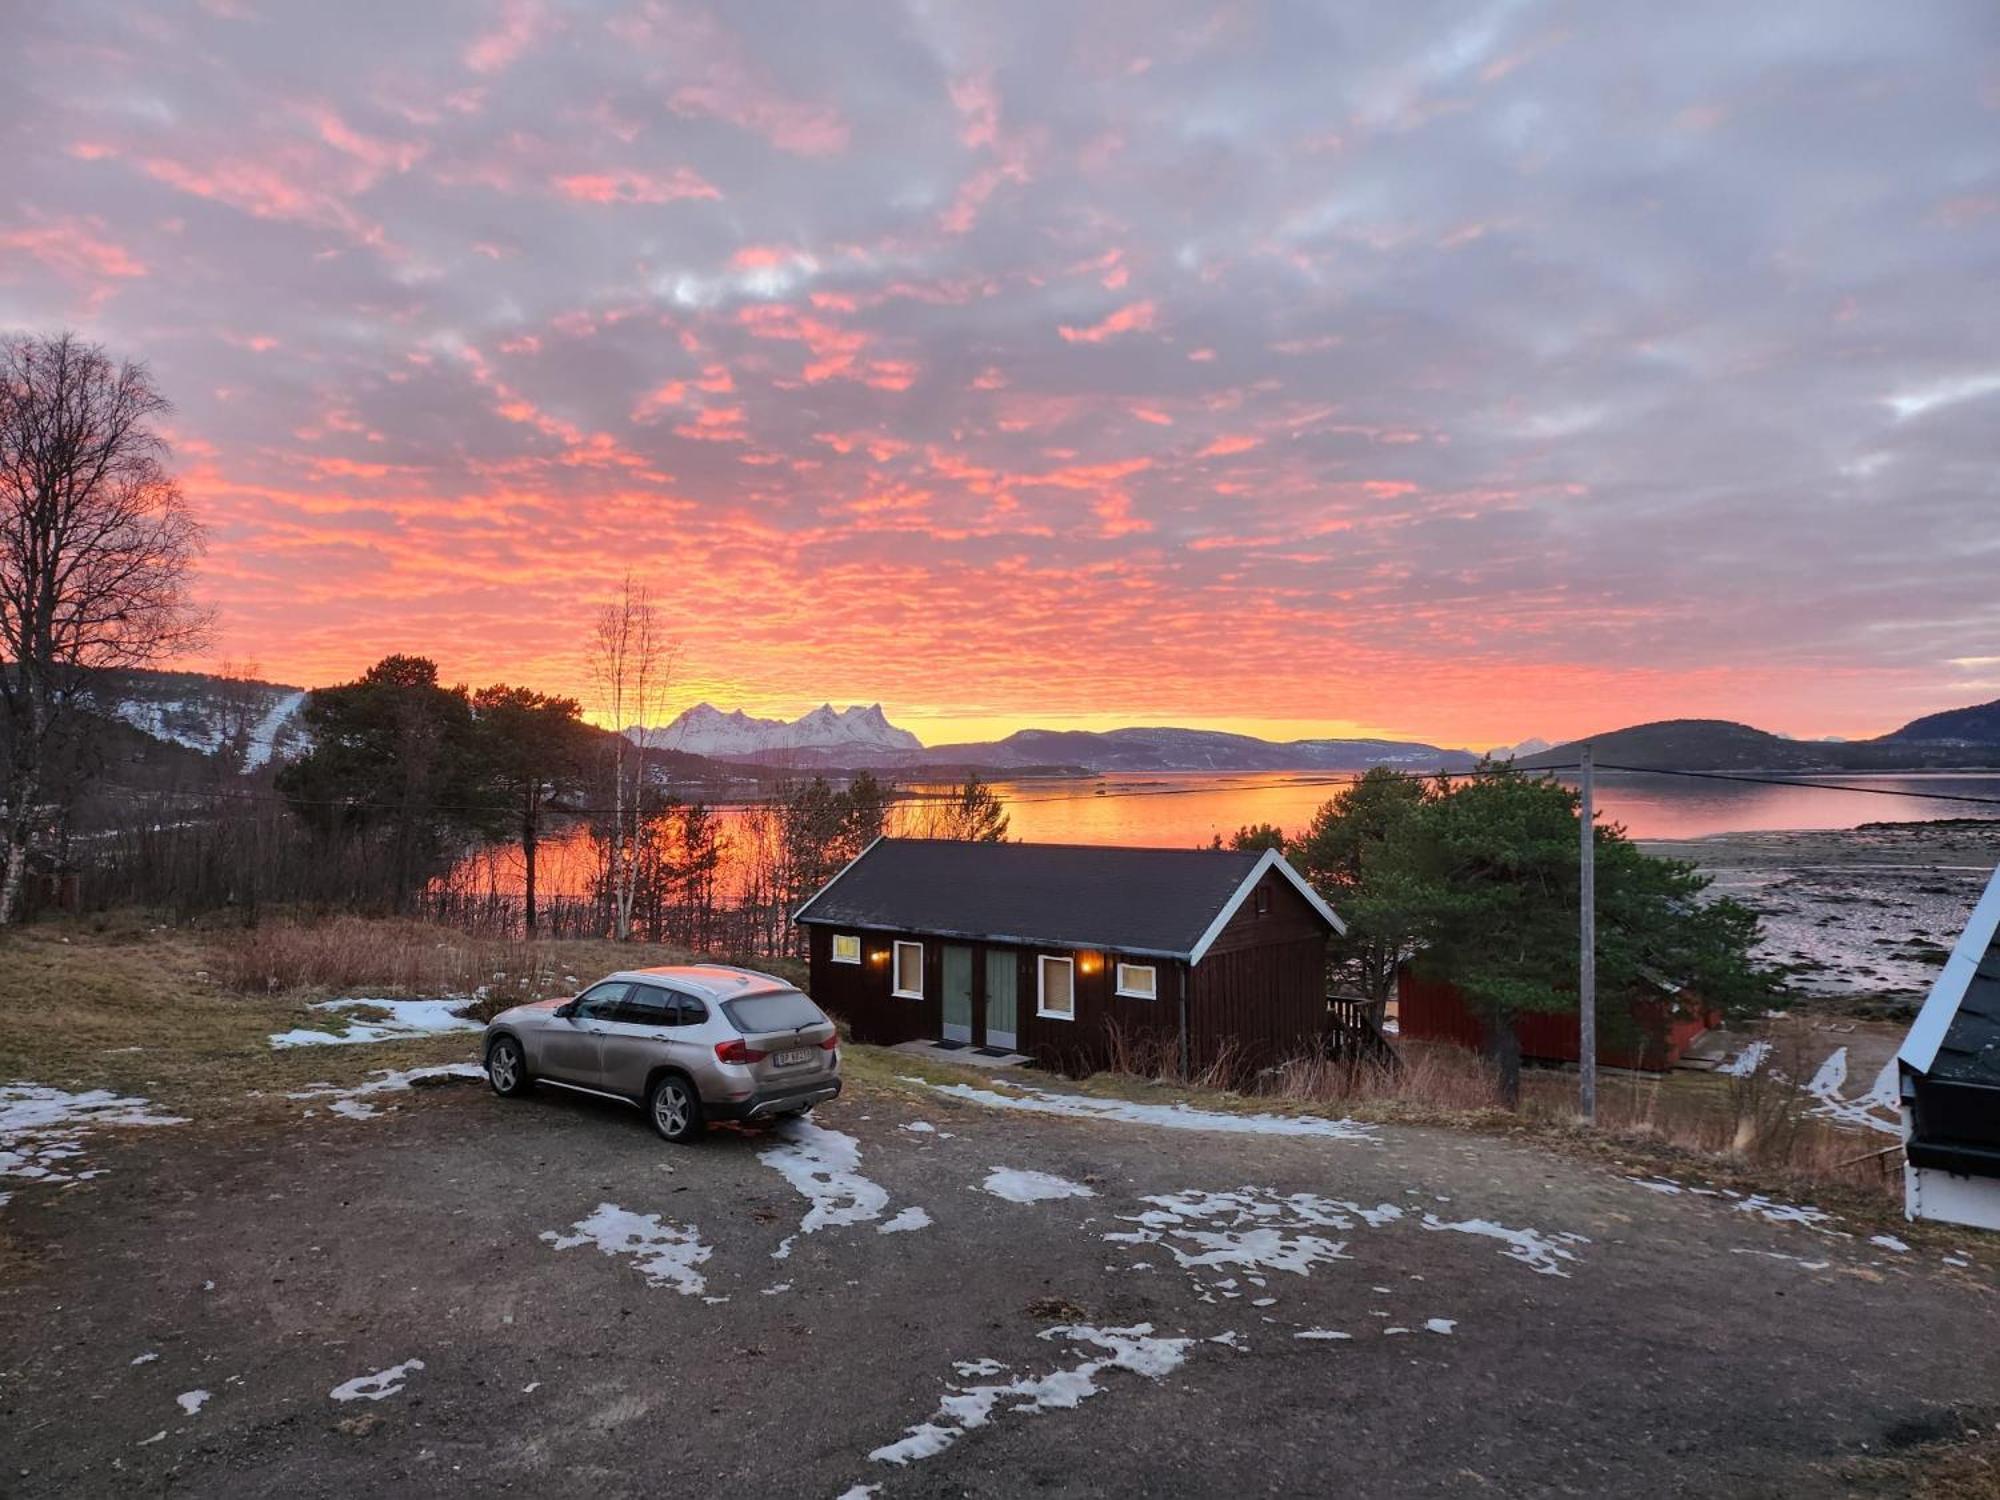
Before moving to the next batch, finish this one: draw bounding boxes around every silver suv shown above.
[482,965,841,1142]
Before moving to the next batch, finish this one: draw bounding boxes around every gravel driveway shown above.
[0,1071,1990,1497]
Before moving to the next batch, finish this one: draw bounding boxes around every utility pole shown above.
[1579,741,1597,1123]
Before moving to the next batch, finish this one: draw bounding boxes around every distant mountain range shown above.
[913,726,1480,774]
[79,671,2000,781]
[1519,703,2000,774]
[639,704,1483,773]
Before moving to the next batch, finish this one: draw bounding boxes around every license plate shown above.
[774,1048,812,1067]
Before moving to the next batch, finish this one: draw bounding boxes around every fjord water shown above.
[985,769,2000,846]
[455,769,2000,905]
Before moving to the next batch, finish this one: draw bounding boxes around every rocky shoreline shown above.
[1642,819,2000,1011]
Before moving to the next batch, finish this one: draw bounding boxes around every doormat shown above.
[974,1046,1015,1058]
[932,1039,967,1051]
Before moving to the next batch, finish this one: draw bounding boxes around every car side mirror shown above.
[555,999,579,1019]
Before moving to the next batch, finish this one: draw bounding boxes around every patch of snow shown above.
[759,1119,891,1239]
[909,1078,1376,1141]
[980,1167,1096,1204]
[901,1121,936,1134]
[1720,1040,1772,1077]
[269,997,480,1049]
[1105,1188,1404,1300]
[0,1084,186,1192]
[1869,1234,1909,1253]
[868,1325,1194,1468]
[1627,1175,1685,1195]
[1424,1318,1457,1335]
[953,1358,1008,1377]
[1419,1216,1589,1278]
[287,1064,484,1120]
[244,690,307,769]
[330,1359,424,1402]
[1796,1046,1901,1137]
[176,1389,210,1415]
[762,1282,792,1296]
[879,1207,932,1234]
[137,1430,166,1446]
[541,1204,713,1295]
[1724,1191,1846,1236]
[523,1381,541,1393]
[1731,1248,1832,1271]
[1293,1329,1351,1341]
[131,1351,158,1366]
[835,1487,882,1500]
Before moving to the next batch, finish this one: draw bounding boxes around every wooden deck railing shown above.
[1326,993,1398,1066]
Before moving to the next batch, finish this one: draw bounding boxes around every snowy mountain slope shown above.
[102,670,309,766]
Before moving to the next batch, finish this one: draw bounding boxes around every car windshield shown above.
[721,990,827,1035]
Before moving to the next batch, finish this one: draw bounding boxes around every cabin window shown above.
[893,941,924,999]
[832,933,861,965]
[1255,882,1272,915]
[1037,955,1076,1020]
[1115,963,1157,1000]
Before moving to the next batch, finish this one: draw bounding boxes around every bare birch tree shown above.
[0,333,207,921]
[588,574,674,940]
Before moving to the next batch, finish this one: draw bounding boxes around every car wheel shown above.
[648,1074,704,1143]
[486,1037,528,1097]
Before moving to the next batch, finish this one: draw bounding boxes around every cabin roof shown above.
[1899,862,2000,1088]
[792,837,1343,962]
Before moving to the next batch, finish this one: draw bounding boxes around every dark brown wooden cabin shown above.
[794,838,1345,1074]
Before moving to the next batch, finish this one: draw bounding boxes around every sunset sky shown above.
[4,2,1997,749]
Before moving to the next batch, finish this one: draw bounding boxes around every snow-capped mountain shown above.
[646,702,924,760]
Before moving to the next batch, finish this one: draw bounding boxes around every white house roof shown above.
[1898,861,2000,1082]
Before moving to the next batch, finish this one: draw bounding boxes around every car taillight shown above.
[819,1034,839,1051]
[715,1039,767,1065]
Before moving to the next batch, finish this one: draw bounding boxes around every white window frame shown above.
[892,940,925,999]
[1037,954,1076,1021]
[1115,962,1157,1000]
[831,933,862,965]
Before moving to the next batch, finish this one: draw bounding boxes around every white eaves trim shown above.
[790,834,886,926]
[1187,847,1346,966]
[1899,860,2000,1077]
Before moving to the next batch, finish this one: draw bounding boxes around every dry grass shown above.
[0,914,810,1127]
[206,915,807,1020]
[1830,1410,2000,1497]
[1092,1022,1904,1215]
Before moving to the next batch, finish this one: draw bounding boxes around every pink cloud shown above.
[949,72,1000,150]
[1198,433,1262,458]
[551,167,720,204]
[466,0,546,76]
[1057,300,1157,343]
[0,215,147,284]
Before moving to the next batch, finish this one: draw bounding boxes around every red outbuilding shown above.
[1396,967,1717,1072]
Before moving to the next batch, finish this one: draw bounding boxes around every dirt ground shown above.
[3,1066,1994,1499]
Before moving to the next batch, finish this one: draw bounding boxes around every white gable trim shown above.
[790,834,886,926]
[1187,848,1346,966]
[1899,861,2000,1076]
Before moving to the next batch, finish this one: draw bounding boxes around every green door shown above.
[984,950,1018,1051]
[942,945,973,1044]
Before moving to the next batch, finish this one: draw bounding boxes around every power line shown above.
[1593,762,2000,810]
[78,757,2000,820]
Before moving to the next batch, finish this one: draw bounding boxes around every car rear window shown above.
[721,990,828,1035]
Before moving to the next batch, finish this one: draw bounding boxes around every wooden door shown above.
[941,944,973,1043]
[983,949,1018,1051]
